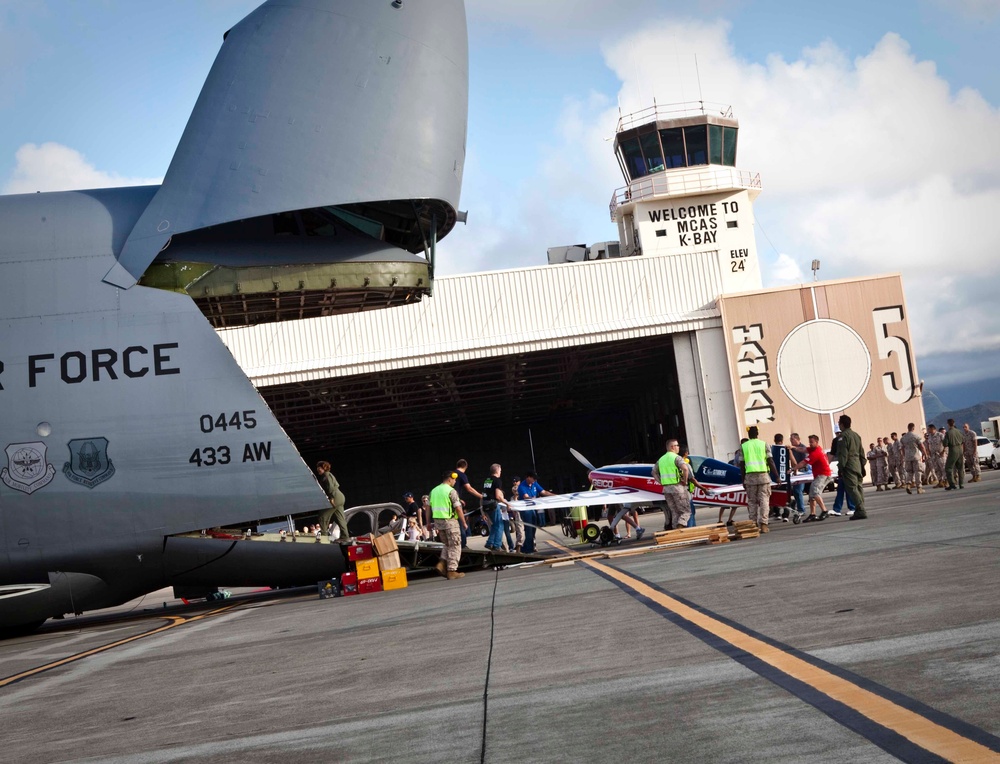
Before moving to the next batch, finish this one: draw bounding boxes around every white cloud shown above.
[447,19,1000,389]
[769,253,806,285]
[2,142,161,195]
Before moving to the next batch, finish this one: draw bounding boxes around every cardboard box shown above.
[318,579,341,599]
[381,567,408,591]
[372,532,398,556]
[355,557,380,579]
[347,543,373,561]
[377,550,401,572]
[358,576,383,594]
[340,571,358,596]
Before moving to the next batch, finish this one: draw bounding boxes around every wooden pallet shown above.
[524,520,764,568]
[731,520,761,539]
[654,523,728,546]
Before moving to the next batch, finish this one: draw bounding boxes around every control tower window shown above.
[684,125,708,166]
[660,128,685,169]
[708,124,723,165]
[723,126,738,166]
[620,136,647,179]
[639,131,664,174]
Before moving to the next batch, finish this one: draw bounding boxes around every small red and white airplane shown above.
[506,448,812,515]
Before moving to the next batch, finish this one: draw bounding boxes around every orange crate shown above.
[355,557,380,579]
[381,567,408,591]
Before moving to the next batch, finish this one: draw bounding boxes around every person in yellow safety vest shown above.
[680,446,709,528]
[652,439,705,531]
[430,471,468,580]
[741,426,777,532]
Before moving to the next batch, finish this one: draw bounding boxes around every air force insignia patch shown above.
[2,441,57,495]
[63,437,116,489]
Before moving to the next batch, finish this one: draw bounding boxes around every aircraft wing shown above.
[507,487,664,511]
[703,472,815,495]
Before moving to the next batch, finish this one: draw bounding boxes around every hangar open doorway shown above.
[260,335,687,505]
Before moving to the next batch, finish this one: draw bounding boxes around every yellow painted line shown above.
[546,540,1000,763]
[0,604,240,689]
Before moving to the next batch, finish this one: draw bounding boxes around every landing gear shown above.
[582,523,601,544]
[597,527,622,547]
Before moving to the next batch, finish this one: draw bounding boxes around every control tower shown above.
[609,102,763,294]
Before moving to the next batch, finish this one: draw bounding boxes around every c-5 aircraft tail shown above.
[0,0,469,632]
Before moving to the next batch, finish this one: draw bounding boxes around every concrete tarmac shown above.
[1,471,998,763]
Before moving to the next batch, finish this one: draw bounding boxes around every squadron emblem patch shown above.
[63,437,116,489]
[2,441,57,495]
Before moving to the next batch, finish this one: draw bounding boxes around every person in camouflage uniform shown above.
[962,424,982,483]
[875,437,889,490]
[925,424,945,487]
[899,423,926,495]
[866,441,888,491]
[887,432,903,489]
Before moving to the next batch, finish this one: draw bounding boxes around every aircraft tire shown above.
[792,513,801,525]
[582,524,601,544]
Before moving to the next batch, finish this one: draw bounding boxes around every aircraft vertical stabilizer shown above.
[107,0,469,287]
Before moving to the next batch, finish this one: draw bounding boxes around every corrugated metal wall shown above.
[219,251,725,386]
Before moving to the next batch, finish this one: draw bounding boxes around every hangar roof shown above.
[219,250,726,450]
[219,249,725,388]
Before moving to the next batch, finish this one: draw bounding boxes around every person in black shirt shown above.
[455,459,483,548]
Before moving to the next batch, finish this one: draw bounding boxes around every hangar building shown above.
[219,104,925,504]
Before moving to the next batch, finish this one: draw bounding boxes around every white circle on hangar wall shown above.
[776,320,871,414]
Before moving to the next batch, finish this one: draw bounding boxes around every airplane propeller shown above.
[570,448,596,472]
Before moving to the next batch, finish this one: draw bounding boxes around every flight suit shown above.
[836,427,867,518]
[944,426,964,489]
[318,470,349,542]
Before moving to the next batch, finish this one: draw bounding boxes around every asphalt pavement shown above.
[0,470,998,763]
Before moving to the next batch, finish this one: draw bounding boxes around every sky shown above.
[1,0,998,409]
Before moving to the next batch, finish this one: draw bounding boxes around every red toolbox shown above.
[346,543,373,561]
[358,576,383,594]
[340,571,359,596]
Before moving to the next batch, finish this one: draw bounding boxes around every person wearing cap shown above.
[401,491,421,537]
[430,471,467,579]
[740,427,776,532]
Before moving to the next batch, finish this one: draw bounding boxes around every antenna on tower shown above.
[632,45,643,106]
[695,53,705,113]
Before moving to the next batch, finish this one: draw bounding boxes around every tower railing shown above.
[615,101,734,133]
[609,167,762,220]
